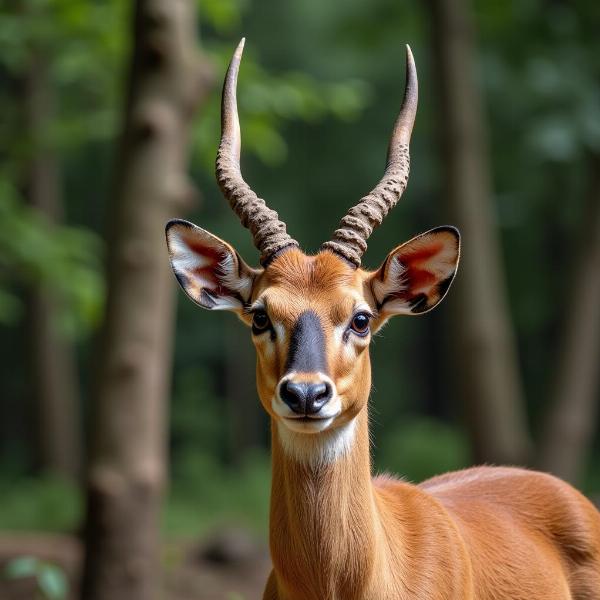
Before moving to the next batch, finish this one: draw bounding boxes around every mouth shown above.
[280,413,339,434]
[285,415,333,422]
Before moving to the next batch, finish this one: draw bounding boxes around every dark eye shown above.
[350,312,371,336]
[252,310,270,333]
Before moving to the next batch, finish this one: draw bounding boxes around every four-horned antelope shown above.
[166,39,600,600]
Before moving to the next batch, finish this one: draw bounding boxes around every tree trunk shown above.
[24,47,82,479]
[80,2,211,599]
[538,154,600,483]
[428,0,532,465]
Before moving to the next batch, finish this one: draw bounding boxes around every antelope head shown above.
[166,40,460,462]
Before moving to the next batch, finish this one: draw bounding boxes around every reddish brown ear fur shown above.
[165,219,259,311]
[370,226,460,315]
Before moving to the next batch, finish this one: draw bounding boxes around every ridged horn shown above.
[321,45,418,268]
[215,39,298,266]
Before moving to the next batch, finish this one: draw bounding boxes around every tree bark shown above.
[538,154,600,483]
[24,46,82,479]
[80,2,211,599]
[428,0,532,465]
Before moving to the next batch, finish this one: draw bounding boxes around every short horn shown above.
[321,45,418,268]
[215,39,298,266]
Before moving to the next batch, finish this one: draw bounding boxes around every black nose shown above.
[279,380,333,415]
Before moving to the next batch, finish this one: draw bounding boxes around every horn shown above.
[215,39,298,266]
[321,45,418,268]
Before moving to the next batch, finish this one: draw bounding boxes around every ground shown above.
[0,530,271,600]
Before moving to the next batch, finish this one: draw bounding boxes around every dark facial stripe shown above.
[285,310,328,375]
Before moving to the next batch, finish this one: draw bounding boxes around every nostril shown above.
[279,381,306,413]
[314,382,331,402]
[305,382,332,414]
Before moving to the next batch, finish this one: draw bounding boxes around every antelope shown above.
[166,39,600,600]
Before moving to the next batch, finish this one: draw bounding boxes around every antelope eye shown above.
[252,310,270,333]
[350,312,371,336]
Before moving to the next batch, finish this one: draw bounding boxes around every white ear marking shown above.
[371,257,408,307]
[169,232,210,273]
[218,252,253,301]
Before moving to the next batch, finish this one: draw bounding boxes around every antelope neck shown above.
[269,410,379,599]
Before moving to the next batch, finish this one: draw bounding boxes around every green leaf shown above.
[4,556,40,578]
[38,564,68,600]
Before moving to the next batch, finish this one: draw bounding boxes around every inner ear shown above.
[165,219,261,313]
[370,226,460,316]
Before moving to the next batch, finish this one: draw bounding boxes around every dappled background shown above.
[0,0,599,599]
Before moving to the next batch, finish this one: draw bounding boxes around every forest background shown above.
[0,0,599,598]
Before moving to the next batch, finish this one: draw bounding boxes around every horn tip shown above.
[403,43,418,101]
[236,38,246,56]
[405,44,415,67]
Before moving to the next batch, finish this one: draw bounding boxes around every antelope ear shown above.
[165,219,261,312]
[369,226,460,316]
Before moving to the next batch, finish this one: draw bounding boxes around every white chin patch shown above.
[276,417,357,467]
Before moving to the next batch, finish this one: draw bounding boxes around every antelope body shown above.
[166,40,600,599]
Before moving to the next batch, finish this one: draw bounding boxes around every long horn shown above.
[215,39,298,266]
[321,45,418,268]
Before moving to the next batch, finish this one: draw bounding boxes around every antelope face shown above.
[166,39,461,459]
[166,222,460,438]
[249,249,370,435]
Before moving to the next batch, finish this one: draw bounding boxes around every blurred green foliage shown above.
[166,450,271,538]
[0,182,104,334]
[377,417,470,483]
[0,0,599,537]
[0,475,80,532]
